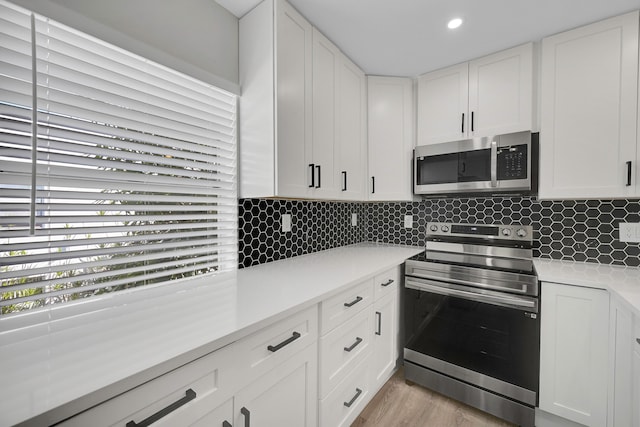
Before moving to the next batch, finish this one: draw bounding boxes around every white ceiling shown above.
[217,0,640,77]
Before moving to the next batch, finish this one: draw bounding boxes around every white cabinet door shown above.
[235,343,318,427]
[468,43,533,138]
[540,11,639,199]
[367,76,414,201]
[634,346,640,427]
[239,0,313,199]
[311,28,338,199]
[371,290,398,392]
[275,0,313,198]
[609,297,634,427]
[417,62,468,145]
[335,53,366,201]
[539,282,609,427]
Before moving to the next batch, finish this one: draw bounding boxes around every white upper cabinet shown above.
[539,11,639,200]
[417,43,534,145]
[240,0,313,199]
[335,52,367,201]
[367,76,414,201]
[312,28,339,199]
[312,29,367,201]
[417,63,469,145]
[240,0,366,200]
[468,43,534,137]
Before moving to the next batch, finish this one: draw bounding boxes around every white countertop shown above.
[534,258,640,316]
[0,243,422,427]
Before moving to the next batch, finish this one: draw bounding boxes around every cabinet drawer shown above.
[60,345,235,427]
[319,307,373,398]
[319,355,371,427]
[373,266,400,300]
[320,278,373,335]
[235,304,318,387]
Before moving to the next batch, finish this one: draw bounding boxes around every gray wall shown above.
[11,0,239,93]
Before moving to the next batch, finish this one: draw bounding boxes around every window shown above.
[0,1,238,315]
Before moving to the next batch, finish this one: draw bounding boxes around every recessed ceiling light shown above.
[447,18,463,29]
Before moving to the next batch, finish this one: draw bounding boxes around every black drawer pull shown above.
[343,388,363,408]
[223,421,232,427]
[344,337,363,352]
[627,161,632,186]
[126,389,196,427]
[375,311,381,336]
[342,171,347,191]
[461,112,465,133]
[381,279,394,287]
[344,296,363,308]
[267,331,301,352]
[241,407,250,427]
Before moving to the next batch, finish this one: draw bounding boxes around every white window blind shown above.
[0,1,238,315]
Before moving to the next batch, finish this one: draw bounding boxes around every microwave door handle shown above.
[490,140,497,187]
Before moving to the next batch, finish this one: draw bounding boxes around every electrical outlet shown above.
[619,222,640,243]
[351,213,358,227]
[282,214,291,233]
[404,215,413,229]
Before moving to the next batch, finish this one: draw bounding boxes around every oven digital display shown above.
[451,225,499,236]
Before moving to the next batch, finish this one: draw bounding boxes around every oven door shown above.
[404,276,540,406]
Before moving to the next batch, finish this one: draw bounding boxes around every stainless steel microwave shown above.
[413,131,538,196]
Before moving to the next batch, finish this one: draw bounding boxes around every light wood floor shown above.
[351,368,515,427]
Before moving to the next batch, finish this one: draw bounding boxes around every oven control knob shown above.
[501,228,512,237]
[429,224,438,232]
[516,228,527,238]
[440,225,449,232]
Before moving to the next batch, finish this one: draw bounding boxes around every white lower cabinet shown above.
[235,343,318,427]
[634,344,640,427]
[609,296,634,427]
[539,281,609,427]
[60,306,319,427]
[318,265,401,426]
[371,281,399,390]
[319,355,371,427]
[59,343,237,427]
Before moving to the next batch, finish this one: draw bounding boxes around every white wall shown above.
[11,0,239,93]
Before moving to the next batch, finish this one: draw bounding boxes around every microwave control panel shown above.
[497,144,528,180]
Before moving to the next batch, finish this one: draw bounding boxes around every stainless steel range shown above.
[404,222,539,427]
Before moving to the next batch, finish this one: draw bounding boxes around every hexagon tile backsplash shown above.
[238,197,640,268]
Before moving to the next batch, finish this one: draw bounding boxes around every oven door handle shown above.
[406,270,528,295]
[405,278,537,312]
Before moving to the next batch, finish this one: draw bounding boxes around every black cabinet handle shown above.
[344,337,363,352]
[241,407,250,427]
[342,171,347,191]
[471,111,475,132]
[626,161,632,186]
[371,176,375,194]
[315,165,321,188]
[126,389,196,427]
[223,422,232,427]
[343,388,363,408]
[461,112,465,133]
[267,331,301,352]
[344,296,363,308]
[375,311,381,336]
[308,163,315,188]
[381,279,394,287]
